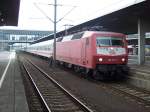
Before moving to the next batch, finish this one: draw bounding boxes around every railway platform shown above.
[128,56,150,91]
[0,51,29,112]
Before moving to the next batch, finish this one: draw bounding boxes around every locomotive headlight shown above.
[122,58,125,62]
[99,58,103,62]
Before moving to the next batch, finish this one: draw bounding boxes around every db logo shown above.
[109,49,116,55]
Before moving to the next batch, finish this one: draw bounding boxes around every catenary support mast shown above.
[53,0,57,66]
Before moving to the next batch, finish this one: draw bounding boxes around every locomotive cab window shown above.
[96,37,124,47]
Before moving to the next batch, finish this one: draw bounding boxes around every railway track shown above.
[52,62,150,107]
[19,53,150,111]
[102,82,150,108]
[19,56,94,112]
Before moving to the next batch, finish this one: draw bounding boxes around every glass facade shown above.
[0,29,52,50]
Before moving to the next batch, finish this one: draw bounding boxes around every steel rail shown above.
[22,61,52,112]
[89,77,150,106]
[25,58,94,112]
[107,83,150,106]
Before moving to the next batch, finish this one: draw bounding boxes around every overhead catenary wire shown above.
[33,2,77,24]
[56,6,77,23]
[34,3,54,23]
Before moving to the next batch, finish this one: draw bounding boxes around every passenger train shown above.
[25,31,129,80]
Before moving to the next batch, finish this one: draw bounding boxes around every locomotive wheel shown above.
[93,70,104,80]
[82,68,92,78]
[74,66,80,73]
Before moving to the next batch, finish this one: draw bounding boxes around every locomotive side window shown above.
[96,37,124,46]
[71,33,83,40]
[62,35,73,42]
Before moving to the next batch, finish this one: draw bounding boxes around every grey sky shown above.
[1,0,145,31]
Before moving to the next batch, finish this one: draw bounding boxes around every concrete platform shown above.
[128,58,150,91]
[0,51,29,112]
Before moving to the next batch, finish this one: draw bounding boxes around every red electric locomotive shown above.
[56,31,129,80]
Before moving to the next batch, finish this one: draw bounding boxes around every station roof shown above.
[67,0,150,34]
[0,0,20,26]
[34,0,150,43]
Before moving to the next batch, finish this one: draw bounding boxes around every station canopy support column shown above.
[138,18,150,65]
